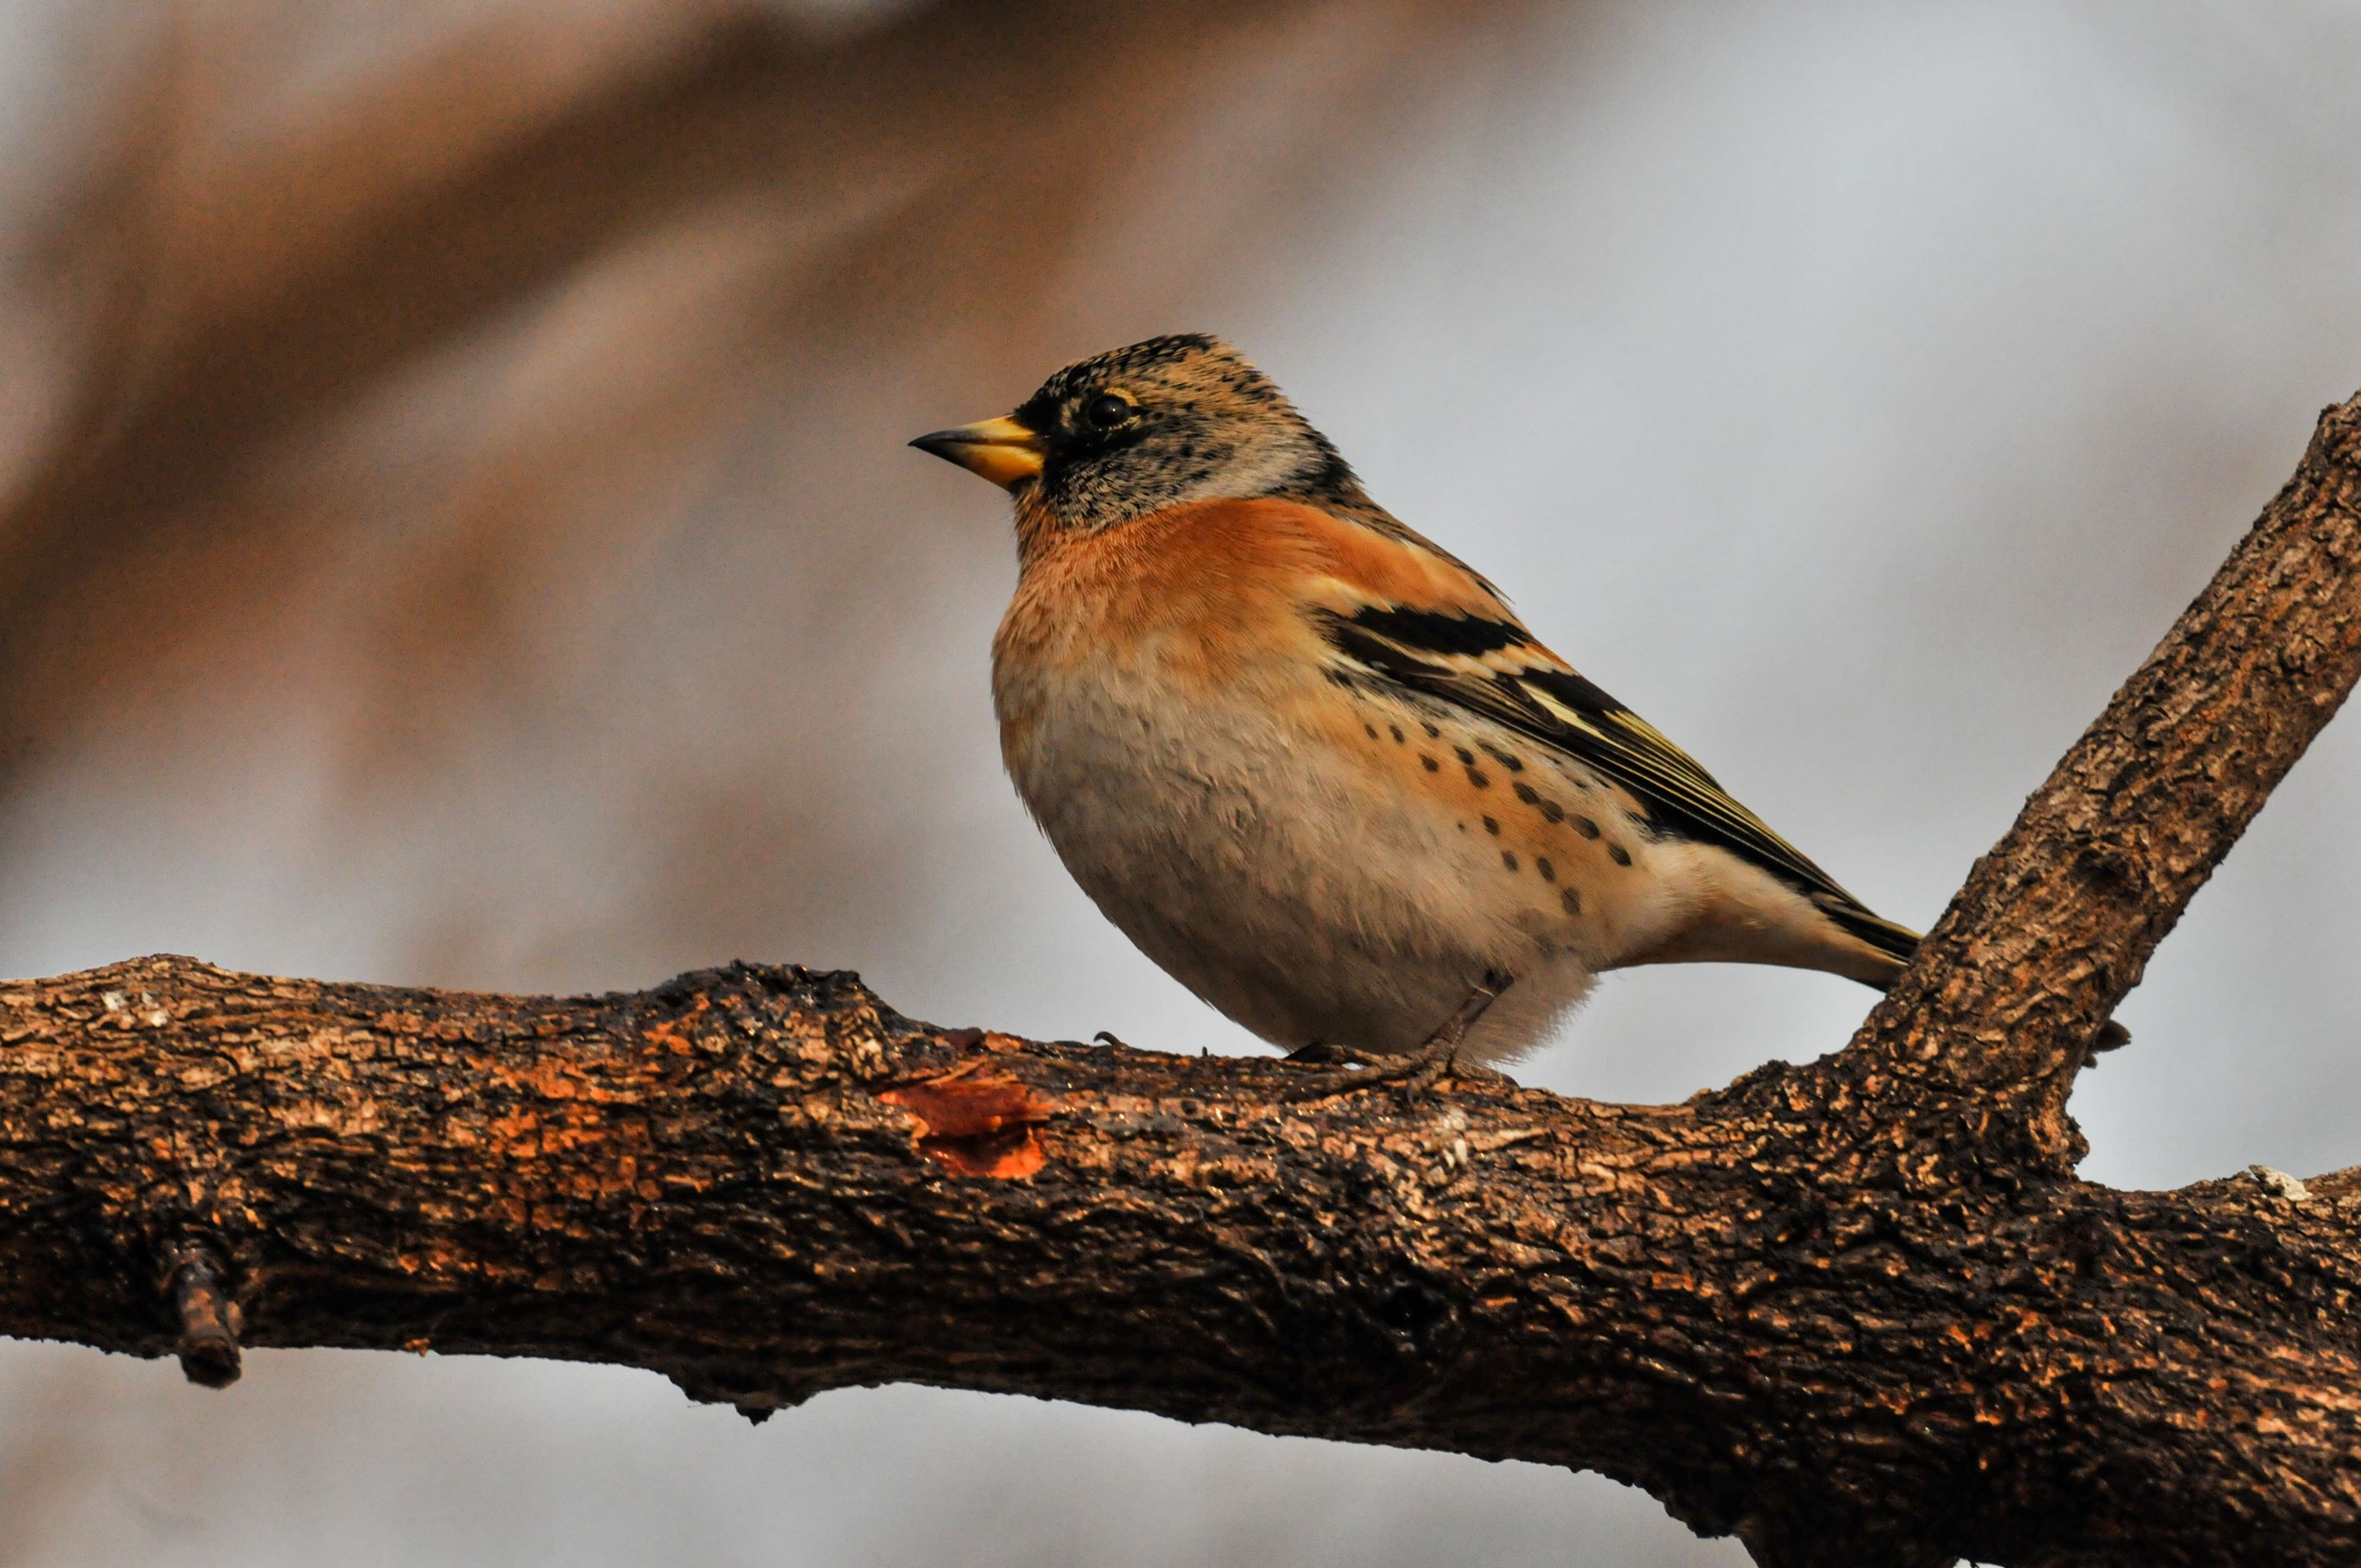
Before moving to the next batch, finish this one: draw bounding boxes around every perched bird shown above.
[911,334,1925,1087]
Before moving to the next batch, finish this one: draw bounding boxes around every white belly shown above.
[996,660,1606,1063]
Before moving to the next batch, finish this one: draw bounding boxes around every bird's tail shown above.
[1816,896,1920,972]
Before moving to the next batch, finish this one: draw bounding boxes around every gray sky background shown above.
[0,2,2356,1564]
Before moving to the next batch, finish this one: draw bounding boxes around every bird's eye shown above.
[1084,392,1136,431]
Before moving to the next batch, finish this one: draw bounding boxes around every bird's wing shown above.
[1313,600,1919,964]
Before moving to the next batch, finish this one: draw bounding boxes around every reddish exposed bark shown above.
[3,391,2360,1568]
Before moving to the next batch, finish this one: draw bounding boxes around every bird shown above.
[911,333,1931,1090]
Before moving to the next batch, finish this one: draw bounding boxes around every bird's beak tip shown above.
[909,415,1044,491]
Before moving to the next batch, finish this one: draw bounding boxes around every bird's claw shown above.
[1280,978,1506,1104]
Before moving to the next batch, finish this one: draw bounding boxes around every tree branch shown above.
[1854,389,2361,1171]
[4,393,2361,1568]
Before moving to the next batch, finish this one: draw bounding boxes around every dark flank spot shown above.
[1483,746,1524,773]
[1573,815,1600,839]
[1482,816,1500,836]
[1513,782,1539,804]
[1502,850,1520,872]
[1365,724,1379,740]
[1454,747,1475,765]
[1324,669,1356,689]
[1465,768,1491,789]
[1421,754,1440,772]
[1458,821,1468,832]
[1421,721,1440,738]
[1609,843,1632,866]
[1561,887,1583,916]
[1389,725,1405,743]
[1540,800,1565,823]
[1536,857,1555,882]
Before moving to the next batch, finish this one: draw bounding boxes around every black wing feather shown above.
[1317,606,1917,964]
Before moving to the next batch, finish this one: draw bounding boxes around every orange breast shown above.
[994,495,1509,697]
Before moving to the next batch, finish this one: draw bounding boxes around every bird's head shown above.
[911,334,1358,535]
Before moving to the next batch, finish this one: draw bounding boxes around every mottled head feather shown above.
[1008,334,1362,533]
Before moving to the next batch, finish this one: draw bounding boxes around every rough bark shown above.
[4,393,2361,1568]
[1854,386,2361,1171]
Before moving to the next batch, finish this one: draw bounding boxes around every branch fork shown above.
[3,392,2361,1567]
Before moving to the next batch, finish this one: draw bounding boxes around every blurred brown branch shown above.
[4,391,2361,1568]
[0,0,1504,777]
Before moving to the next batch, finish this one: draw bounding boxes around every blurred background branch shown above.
[0,0,1492,771]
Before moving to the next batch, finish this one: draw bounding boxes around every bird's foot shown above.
[1281,1041,1451,1101]
[1281,977,1506,1104]
[1284,1041,1379,1067]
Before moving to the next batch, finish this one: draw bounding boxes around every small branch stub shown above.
[167,1245,242,1389]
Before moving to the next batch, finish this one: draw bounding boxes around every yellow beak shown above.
[909,415,1044,490]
